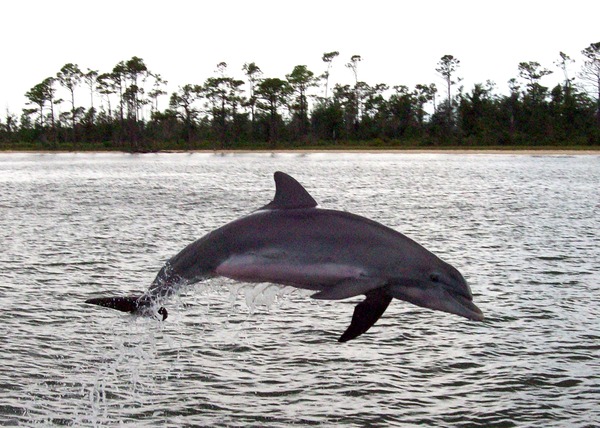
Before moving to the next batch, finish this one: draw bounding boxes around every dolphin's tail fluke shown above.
[84,296,168,320]
[85,296,141,313]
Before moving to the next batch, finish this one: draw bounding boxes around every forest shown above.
[1,42,599,151]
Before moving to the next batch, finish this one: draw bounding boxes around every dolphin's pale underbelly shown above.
[215,253,368,291]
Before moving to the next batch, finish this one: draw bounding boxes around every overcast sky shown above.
[2,0,599,115]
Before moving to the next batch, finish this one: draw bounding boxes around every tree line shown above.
[1,42,599,151]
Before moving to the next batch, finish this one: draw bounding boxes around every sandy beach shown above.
[1,148,600,155]
[191,149,600,155]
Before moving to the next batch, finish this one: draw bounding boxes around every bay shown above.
[0,152,598,427]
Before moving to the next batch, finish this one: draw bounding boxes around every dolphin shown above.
[86,171,483,342]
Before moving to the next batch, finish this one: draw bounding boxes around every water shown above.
[0,152,598,427]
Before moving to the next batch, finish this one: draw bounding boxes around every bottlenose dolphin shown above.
[86,171,483,342]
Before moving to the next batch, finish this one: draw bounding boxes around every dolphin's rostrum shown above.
[86,172,483,342]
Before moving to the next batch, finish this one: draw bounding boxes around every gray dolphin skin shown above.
[86,171,483,342]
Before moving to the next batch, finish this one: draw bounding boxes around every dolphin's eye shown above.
[430,273,440,283]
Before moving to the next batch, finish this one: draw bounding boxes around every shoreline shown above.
[188,148,600,155]
[1,148,599,155]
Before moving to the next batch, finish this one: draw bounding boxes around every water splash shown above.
[1,153,598,427]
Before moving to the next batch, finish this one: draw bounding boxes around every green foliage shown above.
[4,47,600,151]
[286,65,317,137]
[255,78,292,145]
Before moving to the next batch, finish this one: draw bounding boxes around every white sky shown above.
[2,0,599,115]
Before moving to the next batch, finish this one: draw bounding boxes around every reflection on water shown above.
[0,152,599,426]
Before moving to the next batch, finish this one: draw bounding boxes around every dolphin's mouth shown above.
[388,283,484,322]
[446,289,484,321]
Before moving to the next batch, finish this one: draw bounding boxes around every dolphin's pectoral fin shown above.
[85,296,168,320]
[311,277,385,300]
[338,288,392,342]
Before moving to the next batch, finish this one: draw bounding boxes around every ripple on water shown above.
[0,153,598,426]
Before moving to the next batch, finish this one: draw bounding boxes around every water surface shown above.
[0,152,598,426]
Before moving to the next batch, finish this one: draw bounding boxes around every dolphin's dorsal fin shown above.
[262,171,318,210]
